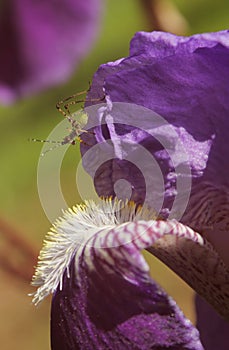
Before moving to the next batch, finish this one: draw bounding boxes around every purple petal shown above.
[51,219,206,349]
[81,30,229,267]
[195,295,229,350]
[80,34,229,347]
[0,0,101,104]
[129,31,229,57]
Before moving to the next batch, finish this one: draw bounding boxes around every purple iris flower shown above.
[0,0,101,104]
[79,30,229,348]
[33,198,206,349]
[33,30,229,349]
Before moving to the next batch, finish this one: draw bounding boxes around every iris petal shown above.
[32,199,228,348]
[82,32,229,234]
[80,31,229,347]
[50,214,207,349]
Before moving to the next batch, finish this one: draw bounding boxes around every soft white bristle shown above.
[31,198,157,305]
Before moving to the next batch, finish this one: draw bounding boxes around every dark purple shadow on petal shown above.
[85,248,173,329]
[51,247,203,350]
[94,159,147,205]
[195,295,229,350]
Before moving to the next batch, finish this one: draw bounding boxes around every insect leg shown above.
[56,90,88,122]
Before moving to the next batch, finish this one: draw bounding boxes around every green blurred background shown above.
[0,0,228,349]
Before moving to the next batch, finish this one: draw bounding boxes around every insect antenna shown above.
[28,138,64,157]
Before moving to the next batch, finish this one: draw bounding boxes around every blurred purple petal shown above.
[0,0,101,104]
[195,295,229,350]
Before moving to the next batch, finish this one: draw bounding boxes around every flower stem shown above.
[0,217,38,282]
[140,0,188,35]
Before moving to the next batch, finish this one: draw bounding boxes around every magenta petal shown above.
[50,219,209,350]
[0,0,101,104]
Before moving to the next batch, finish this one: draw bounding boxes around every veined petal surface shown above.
[32,199,229,349]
